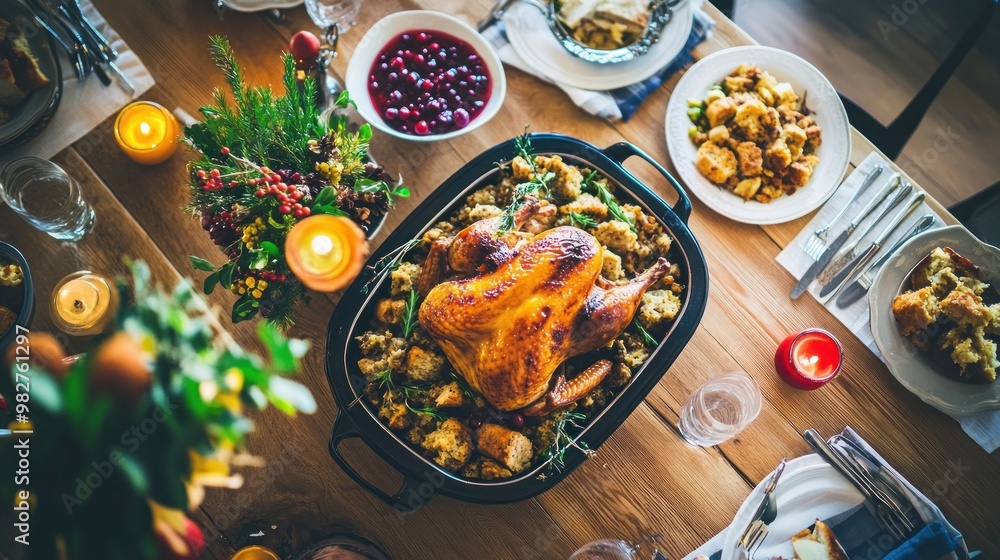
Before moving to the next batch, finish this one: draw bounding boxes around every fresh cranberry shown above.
[367,29,491,136]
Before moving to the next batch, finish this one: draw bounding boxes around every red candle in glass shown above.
[774,328,843,390]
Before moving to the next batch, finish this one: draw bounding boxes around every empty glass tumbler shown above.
[305,0,363,30]
[678,371,762,447]
[0,157,95,242]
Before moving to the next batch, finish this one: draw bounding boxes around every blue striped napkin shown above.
[481,6,715,121]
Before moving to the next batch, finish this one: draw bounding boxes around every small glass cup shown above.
[304,0,362,30]
[0,157,95,242]
[678,371,762,447]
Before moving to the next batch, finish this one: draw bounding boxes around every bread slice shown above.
[559,0,649,31]
[0,59,25,107]
[791,520,849,560]
[3,19,50,94]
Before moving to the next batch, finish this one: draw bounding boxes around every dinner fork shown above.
[802,165,883,260]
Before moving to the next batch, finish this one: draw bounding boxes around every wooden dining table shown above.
[3,0,998,558]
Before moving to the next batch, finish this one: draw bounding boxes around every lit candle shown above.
[774,328,842,390]
[50,271,118,336]
[285,215,368,292]
[231,545,280,560]
[114,101,180,165]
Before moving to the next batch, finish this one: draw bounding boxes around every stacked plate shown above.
[501,0,695,90]
[0,1,63,149]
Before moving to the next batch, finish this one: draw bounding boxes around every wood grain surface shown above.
[2,0,996,558]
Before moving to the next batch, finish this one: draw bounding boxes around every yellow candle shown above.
[231,545,280,560]
[114,101,179,165]
[50,271,118,336]
[285,215,368,292]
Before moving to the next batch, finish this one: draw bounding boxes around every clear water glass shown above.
[0,157,95,242]
[679,371,762,447]
[304,0,363,30]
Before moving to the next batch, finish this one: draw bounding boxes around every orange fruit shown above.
[89,332,152,408]
[3,332,69,380]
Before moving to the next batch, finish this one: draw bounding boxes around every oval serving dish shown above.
[0,241,35,351]
[325,133,708,510]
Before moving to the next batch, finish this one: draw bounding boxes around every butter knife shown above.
[824,191,926,302]
[737,458,786,550]
[834,214,936,308]
[790,176,896,299]
[819,181,912,294]
[818,177,906,285]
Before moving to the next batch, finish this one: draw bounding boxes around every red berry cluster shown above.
[256,270,287,283]
[195,168,231,191]
[251,167,313,219]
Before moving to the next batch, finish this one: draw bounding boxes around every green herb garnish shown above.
[568,212,599,229]
[631,317,658,347]
[402,289,420,338]
[589,181,636,233]
[541,411,594,476]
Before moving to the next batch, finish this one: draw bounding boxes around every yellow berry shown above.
[245,277,255,287]
[251,289,263,299]
[257,280,268,290]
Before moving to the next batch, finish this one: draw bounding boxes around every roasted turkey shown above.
[417,196,670,414]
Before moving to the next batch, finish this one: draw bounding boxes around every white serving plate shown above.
[869,225,1000,415]
[219,0,303,13]
[501,0,693,91]
[720,455,865,560]
[665,46,851,225]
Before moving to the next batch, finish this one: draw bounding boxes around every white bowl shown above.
[869,225,1000,415]
[345,11,506,142]
[665,46,851,225]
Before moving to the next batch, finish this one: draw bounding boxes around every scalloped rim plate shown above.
[0,2,61,147]
[869,225,1000,415]
[501,0,693,91]
[220,0,303,12]
[665,46,851,225]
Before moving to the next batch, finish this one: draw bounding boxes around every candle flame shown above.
[799,355,819,367]
[311,234,334,256]
[140,121,151,135]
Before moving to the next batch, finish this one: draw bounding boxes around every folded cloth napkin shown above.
[481,4,715,121]
[774,153,1000,454]
[683,427,970,560]
[884,522,963,560]
[0,0,155,166]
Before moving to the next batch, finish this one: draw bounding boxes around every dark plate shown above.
[0,242,34,351]
[325,133,709,510]
[0,1,63,148]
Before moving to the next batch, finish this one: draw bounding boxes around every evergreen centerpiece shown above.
[0,262,316,559]
[185,36,407,328]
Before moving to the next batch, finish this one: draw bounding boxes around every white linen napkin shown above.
[775,153,1000,453]
[0,0,155,165]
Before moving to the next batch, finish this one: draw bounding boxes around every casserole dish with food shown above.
[325,133,707,510]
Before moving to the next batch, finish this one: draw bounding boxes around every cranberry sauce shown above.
[368,30,492,136]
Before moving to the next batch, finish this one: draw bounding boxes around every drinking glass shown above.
[570,535,665,560]
[0,157,95,242]
[304,0,364,100]
[678,371,762,447]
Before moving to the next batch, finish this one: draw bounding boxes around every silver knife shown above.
[834,214,936,308]
[819,181,911,294]
[819,177,907,285]
[791,176,896,299]
[824,191,926,302]
[737,458,786,549]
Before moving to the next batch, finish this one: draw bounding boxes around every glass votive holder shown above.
[114,101,180,165]
[774,328,843,390]
[50,271,118,336]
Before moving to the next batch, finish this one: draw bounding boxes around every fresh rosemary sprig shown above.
[401,289,420,338]
[372,369,447,420]
[631,317,658,348]
[497,172,555,233]
[362,237,421,294]
[514,128,536,172]
[541,411,595,475]
[446,370,477,400]
[589,180,636,233]
[405,401,449,421]
[568,212,599,229]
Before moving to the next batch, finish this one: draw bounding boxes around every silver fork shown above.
[802,165,883,260]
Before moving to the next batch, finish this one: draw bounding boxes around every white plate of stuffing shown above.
[869,225,1000,415]
[501,0,693,90]
[665,46,850,225]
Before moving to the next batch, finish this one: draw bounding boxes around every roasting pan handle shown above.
[601,142,692,224]
[329,410,438,513]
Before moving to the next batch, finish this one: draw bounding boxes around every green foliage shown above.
[568,212,599,229]
[0,262,315,559]
[631,317,658,347]
[587,178,636,232]
[542,411,593,476]
[401,289,420,339]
